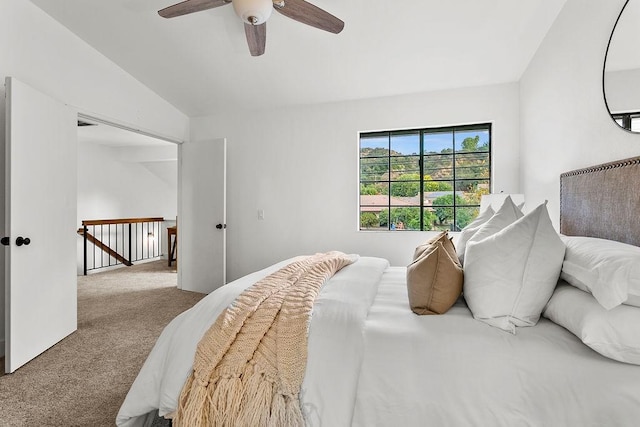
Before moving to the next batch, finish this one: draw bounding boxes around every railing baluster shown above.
[153,221,157,258]
[146,221,149,260]
[93,225,96,271]
[83,224,88,276]
[114,223,118,266]
[108,224,111,267]
[100,225,103,268]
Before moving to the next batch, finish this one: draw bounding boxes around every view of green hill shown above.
[359,135,490,231]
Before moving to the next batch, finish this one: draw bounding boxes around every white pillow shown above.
[465,195,524,247]
[455,205,495,263]
[463,202,566,333]
[561,236,640,310]
[457,196,522,265]
[544,283,640,365]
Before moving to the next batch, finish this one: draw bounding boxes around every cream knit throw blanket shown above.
[174,251,355,427]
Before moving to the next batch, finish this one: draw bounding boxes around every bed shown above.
[117,157,640,427]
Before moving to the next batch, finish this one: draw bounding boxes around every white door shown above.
[4,77,77,373]
[178,138,226,293]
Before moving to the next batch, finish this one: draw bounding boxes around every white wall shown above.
[77,143,177,274]
[520,0,640,228]
[77,144,177,222]
[0,0,189,354]
[191,83,521,281]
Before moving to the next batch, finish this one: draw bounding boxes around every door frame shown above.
[77,112,184,287]
[77,112,183,145]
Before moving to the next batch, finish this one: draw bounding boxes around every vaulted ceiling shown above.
[31,0,567,117]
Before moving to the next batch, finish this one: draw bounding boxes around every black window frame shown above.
[359,123,492,232]
[612,111,640,132]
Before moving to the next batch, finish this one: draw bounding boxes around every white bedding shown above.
[117,256,640,427]
[352,267,640,426]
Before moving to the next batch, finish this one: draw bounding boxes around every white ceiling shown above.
[31,0,567,117]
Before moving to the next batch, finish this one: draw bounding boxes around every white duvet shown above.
[118,256,640,427]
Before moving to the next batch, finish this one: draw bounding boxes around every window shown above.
[359,123,491,231]
[612,112,640,132]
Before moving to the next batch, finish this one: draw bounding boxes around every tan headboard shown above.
[560,156,640,247]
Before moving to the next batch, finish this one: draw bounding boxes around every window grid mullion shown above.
[387,133,391,230]
[419,131,424,231]
[359,123,490,231]
[452,129,457,231]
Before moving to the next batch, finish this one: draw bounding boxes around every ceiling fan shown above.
[158,0,344,56]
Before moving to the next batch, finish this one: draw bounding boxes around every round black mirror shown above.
[603,0,640,133]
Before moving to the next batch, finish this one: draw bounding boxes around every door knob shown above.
[16,236,31,246]
[1,237,9,246]
[215,224,226,229]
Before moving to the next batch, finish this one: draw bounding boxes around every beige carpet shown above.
[0,260,205,427]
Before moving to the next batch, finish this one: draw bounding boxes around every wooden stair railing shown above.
[77,228,132,267]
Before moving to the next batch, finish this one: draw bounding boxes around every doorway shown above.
[76,118,179,278]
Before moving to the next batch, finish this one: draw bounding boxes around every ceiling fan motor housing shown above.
[232,0,273,25]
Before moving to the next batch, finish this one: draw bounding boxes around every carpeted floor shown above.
[0,260,205,427]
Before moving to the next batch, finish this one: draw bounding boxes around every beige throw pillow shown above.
[407,241,463,315]
[413,231,459,266]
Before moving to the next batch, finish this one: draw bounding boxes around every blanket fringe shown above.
[239,367,275,426]
[175,373,210,426]
[210,374,243,426]
[269,392,304,426]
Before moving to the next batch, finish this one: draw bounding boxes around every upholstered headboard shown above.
[560,156,640,247]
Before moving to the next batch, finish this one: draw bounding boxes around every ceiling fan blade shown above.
[244,23,267,56]
[158,0,230,19]
[273,0,344,34]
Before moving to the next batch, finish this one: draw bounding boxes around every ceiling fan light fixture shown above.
[232,0,273,25]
